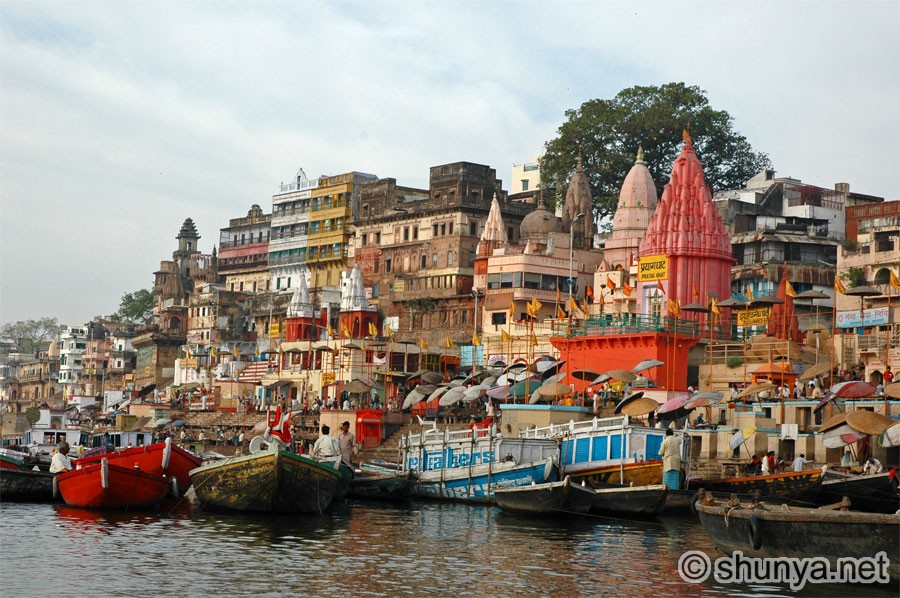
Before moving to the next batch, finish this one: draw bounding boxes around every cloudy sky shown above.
[2,1,898,326]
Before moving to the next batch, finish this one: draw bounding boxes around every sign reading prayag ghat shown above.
[638,255,669,281]
[737,307,770,327]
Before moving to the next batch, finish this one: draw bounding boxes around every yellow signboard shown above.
[737,307,770,327]
[638,255,669,282]
[269,323,281,338]
[182,359,197,368]
[322,372,336,385]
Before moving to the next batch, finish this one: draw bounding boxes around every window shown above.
[413,227,418,240]
[447,251,455,266]
[469,222,477,236]
[404,227,410,241]
[441,223,447,235]
[421,255,427,269]
[375,232,381,244]
[449,222,453,234]
[386,259,392,273]
[521,179,530,191]
[432,254,438,267]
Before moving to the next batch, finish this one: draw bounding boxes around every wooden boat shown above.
[696,494,900,583]
[589,483,668,516]
[0,447,27,470]
[412,456,558,503]
[494,475,595,515]
[0,467,57,501]
[572,460,663,486]
[687,467,825,504]
[817,470,899,514]
[189,447,341,514]
[76,438,201,496]
[346,465,415,500]
[56,458,172,510]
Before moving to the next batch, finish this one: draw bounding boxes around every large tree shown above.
[541,83,772,220]
[110,289,154,324]
[0,317,59,354]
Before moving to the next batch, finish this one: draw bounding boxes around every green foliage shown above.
[541,83,772,219]
[840,267,866,289]
[110,289,154,323]
[0,317,59,354]
[404,298,436,312]
[726,356,744,369]
[25,407,40,425]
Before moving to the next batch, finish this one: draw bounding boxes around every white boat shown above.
[398,424,559,503]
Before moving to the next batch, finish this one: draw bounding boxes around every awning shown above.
[263,381,292,390]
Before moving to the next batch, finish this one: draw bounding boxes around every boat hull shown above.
[56,460,171,510]
[411,457,557,503]
[817,472,899,514]
[76,440,201,496]
[696,498,900,583]
[190,449,340,514]
[688,468,825,504]
[571,460,663,486]
[347,468,414,500]
[0,468,57,502]
[590,483,668,516]
[495,475,595,515]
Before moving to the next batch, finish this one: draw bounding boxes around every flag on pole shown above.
[557,304,567,319]
[581,298,591,316]
[327,323,336,338]
[607,276,616,291]
[368,321,379,337]
[834,276,845,295]
[745,286,755,303]
[341,324,352,338]
[531,297,543,313]
[509,299,516,318]
[556,288,561,305]
[567,296,579,313]
[472,333,481,347]
[623,279,633,296]
[384,324,393,337]
[232,345,239,358]
[530,330,538,345]
[419,338,429,350]
[210,346,217,359]
[710,297,722,317]
[586,285,594,303]
[693,285,700,302]
[526,301,535,319]
[255,344,260,358]
[785,280,797,298]
[890,270,900,289]
[501,329,510,342]
[445,336,455,349]
[668,298,681,317]
[656,281,665,294]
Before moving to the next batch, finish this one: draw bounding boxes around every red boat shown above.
[56,458,172,510]
[76,438,201,496]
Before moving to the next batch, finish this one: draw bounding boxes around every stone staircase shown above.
[357,420,473,466]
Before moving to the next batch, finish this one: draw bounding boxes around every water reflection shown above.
[1,500,894,597]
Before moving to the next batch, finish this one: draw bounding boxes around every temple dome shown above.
[520,205,560,240]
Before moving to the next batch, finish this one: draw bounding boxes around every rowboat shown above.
[0,447,27,470]
[189,447,341,514]
[411,456,558,503]
[76,438,201,496]
[589,483,668,516]
[573,460,663,486]
[0,468,57,502]
[494,475,595,515]
[687,467,825,504]
[346,465,415,500]
[696,493,900,583]
[816,470,899,514]
[56,458,172,510]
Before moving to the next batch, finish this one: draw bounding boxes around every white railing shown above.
[519,415,631,439]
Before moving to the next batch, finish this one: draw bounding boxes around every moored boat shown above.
[589,483,668,516]
[190,447,341,513]
[75,438,201,496]
[346,465,415,500]
[816,470,899,514]
[573,460,663,487]
[687,467,826,504]
[56,458,172,510]
[0,447,27,470]
[494,475,595,515]
[696,493,900,583]
[0,467,57,502]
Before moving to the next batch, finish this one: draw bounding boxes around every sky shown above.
[2,1,898,326]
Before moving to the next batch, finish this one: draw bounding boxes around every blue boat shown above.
[398,425,559,503]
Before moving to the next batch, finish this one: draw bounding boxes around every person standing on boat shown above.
[658,429,681,490]
[337,421,358,467]
[312,425,340,460]
[791,453,810,472]
[49,442,73,473]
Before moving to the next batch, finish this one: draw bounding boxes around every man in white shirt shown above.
[863,457,884,475]
[49,442,73,473]
[312,425,340,460]
[791,453,810,472]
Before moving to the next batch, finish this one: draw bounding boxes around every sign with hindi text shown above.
[836,307,889,329]
[638,255,669,281]
[737,307,770,327]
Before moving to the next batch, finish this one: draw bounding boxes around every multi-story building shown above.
[186,283,252,347]
[352,162,529,346]
[218,204,271,294]
[3,352,58,410]
[511,156,542,195]
[269,168,318,293]
[80,321,112,397]
[57,324,87,397]
[836,200,900,381]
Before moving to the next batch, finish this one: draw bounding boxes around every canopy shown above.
[438,385,468,407]
[343,379,371,394]
[509,379,542,398]
[877,423,900,448]
[798,363,833,382]
[631,359,664,374]
[685,391,724,409]
[569,369,600,381]
[883,382,900,399]
[734,382,778,400]
[605,369,637,383]
[829,381,878,399]
[657,394,692,415]
[729,426,756,450]
[845,411,895,436]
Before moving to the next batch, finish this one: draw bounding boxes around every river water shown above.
[1,499,890,597]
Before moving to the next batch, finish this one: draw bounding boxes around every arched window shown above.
[447,251,455,266]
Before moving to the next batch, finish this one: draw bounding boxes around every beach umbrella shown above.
[427,386,451,402]
[486,385,511,400]
[813,391,838,413]
[729,426,757,450]
[343,379,371,394]
[657,393,692,415]
[845,411,895,436]
[822,424,866,448]
[463,385,486,401]
[529,382,573,404]
[716,297,747,309]
[618,397,659,417]
[631,359,664,374]
[569,369,601,381]
[829,381,878,399]
[605,369,637,383]
[798,362,833,382]
[402,384,436,410]
[681,302,709,313]
[883,382,900,399]
[685,391,724,409]
[734,382,778,400]
[530,356,558,374]
[421,371,444,385]
[877,423,900,448]
[818,413,848,433]
[613,391,645,414]
[439,385,468,407]
[510,379,542,398]
[536,360,566,380]
[591,373,611,386]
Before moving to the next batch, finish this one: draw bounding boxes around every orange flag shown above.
[785,280,797,298]
[890,270,900,289]
[501,329,510,342]
[607,276,616,291]
[623,279,633,296]
[557,304,567,319]
[693,285,700,302]
[656,281,665,294]
[834,276,845,295]
[586,285,594,303]
[668,298,681,317]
